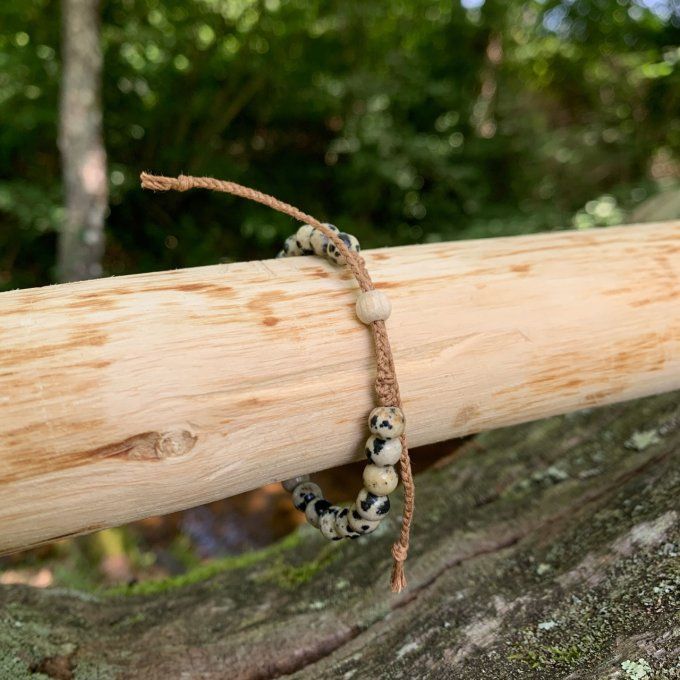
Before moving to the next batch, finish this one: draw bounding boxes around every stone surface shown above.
[1,391,678,679]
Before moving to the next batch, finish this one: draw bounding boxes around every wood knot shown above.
[94,430,197,461]
[154,430,197,459]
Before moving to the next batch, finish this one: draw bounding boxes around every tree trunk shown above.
[1,390,678,679]
[57,0,107,283]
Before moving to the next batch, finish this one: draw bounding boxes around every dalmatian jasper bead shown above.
[282,474,310,492]
[368,406,405,439]
[365,435,402,467]
[355,488,391,521]
[305,498,332,529]
[326,232,360,266]
[319,506,343,541]
[310,223,339,256]
[292,481,322,511]
[347,504,380,535]
[295,224,315,254]
[334,507,361,539]
[283,234,302,257]
[363,464,399,495]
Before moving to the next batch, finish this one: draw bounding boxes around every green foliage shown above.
[0,0,678,289]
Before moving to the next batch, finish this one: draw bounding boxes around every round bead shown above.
[295,224,315,254]
[356,488,390,521]
[319,506,342,541]
[292,481,322,511]
[363,464,399,495]
[347,505,380,535]
[283,235,301,257]
[282,474,310,492]
[326,232,360,266]
[305,498,332,528]
[365,435,402,466]
[309,223,339,256]
[356,290,391,324]
[335,507,361,539]
[368,406,405,439]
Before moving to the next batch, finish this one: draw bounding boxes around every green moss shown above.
[508,644,582,670]
[257,542,340,589]
[105,530,303,597]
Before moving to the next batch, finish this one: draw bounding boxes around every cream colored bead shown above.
[283,235,301,257]
[326,232,360,266]
[291,481,322,511]
[282,474,310,492]
[368,406,405,439]
[355,488,390,521]
[347,504,380,535]
[295,224,315,254]
[305,498,332,528]
[355,290,391,324]
[362,464,399,495]
[365,435,402,466]
[310,223,339,256]
[335,508,360,538]
[319,506,342,540]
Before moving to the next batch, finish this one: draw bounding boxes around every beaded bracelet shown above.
[276,224,404,541]
[140,172,415,592]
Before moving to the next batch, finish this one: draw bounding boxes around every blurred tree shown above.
[0,0,677,290]
[58,0,107,281]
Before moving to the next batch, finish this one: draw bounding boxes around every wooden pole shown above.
[1,222,678,554]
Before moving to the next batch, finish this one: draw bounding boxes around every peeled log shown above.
[0,221,678,554]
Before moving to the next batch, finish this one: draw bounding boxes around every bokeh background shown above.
[1,0,678,588]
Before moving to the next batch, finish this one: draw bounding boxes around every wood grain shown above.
[0,221,678,554]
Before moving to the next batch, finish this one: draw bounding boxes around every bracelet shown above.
[277,224,404,541]
[140,172,415,592]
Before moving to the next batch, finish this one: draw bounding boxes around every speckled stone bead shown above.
[310,223,339,256]
[305,498,332,529]
[363,464,399,495]
[283,234,301,257]
[368,406,405,439]
[282,474,310,492]
[326,232,360,266]
[334,507,361,539]
[292,481,322,511]
[295,224,315,254]
[347,505,381,535]
[355,289,391,324]
[365,435,402,467]
[355,488,391,521]
[319,506,342,540]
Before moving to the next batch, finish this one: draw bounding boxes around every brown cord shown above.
[140,172,414,592]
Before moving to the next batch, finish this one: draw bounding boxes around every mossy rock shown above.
[1,391,678,679]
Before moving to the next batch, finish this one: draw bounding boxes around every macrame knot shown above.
[390,541,409,593]
[177,175,192,192]
[391,542,408,562]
